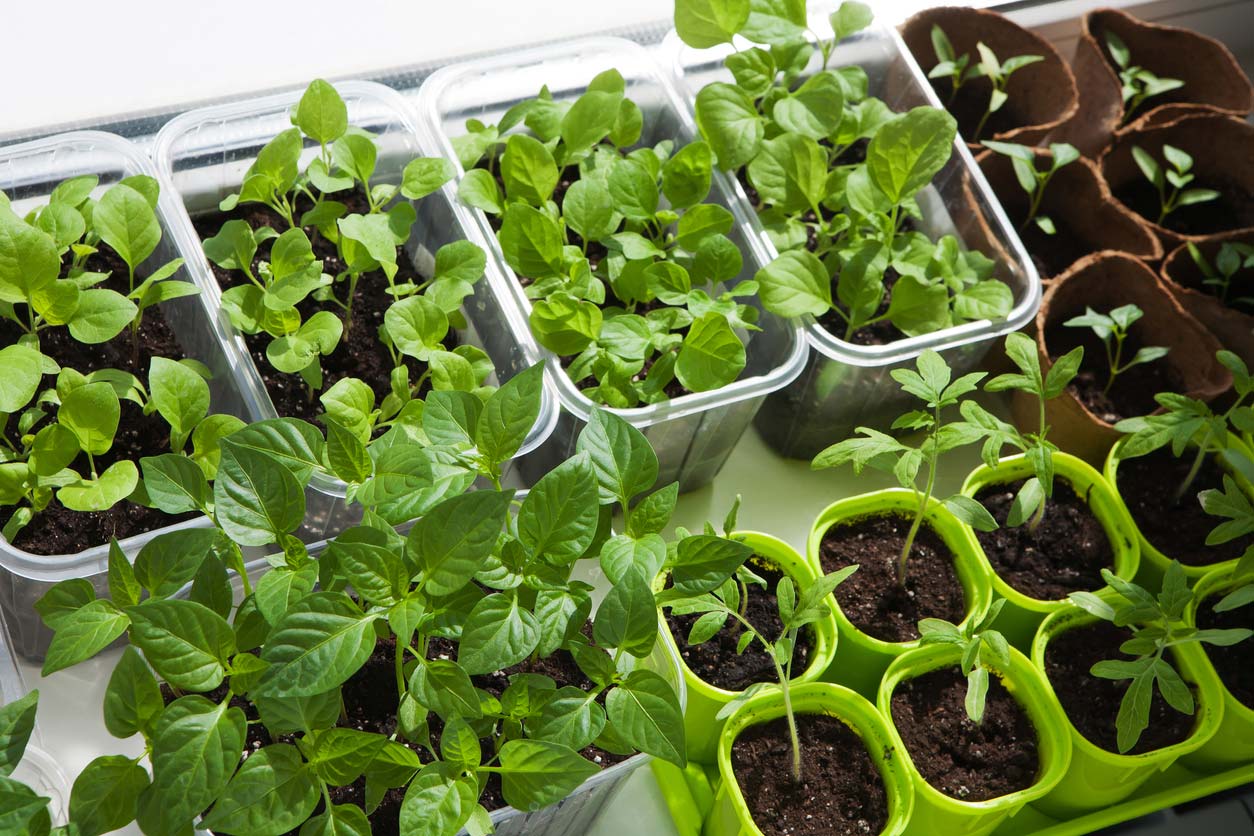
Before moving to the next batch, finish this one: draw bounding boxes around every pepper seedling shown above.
[1063,304,1169,396]
[981,140,1080,235]
[1132,144,1219,225]
[1104,31,1185,125]
[928,27,1044,140]
[812,349,997,583]
[1069,561,1253,753]
[917,598,1011,723]
[928,25,978,106]
[0,691,62,835]
[1187,241,1254,309]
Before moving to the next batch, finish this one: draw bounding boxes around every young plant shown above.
[812,349,997,582]
[455,70,756,407]
[928,25,979,106]
[982,140,1080,234]
[917,598,1011,722]
[1104,31,1185,125]
[1063,304,1169,396]
[1132,144,1219,225]
[1187,241,1254,308]
[970,43,1044,141]
[0,691,63,835]
[1197,450,1254,612]
[1069,561,1252,753]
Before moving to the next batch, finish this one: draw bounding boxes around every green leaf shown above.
[300,804,371,836]
[756,250,831,317]
[66,289,136,344]
[94,183,160,269]
[0,215,58,301]
[675,0,750,47]
[214,439,306,546]
[772,71,845,140]
[297,79,348,144]
[671,534,753,594]
[259,593,377,698]
[576,409,657,506]
[561,74,625,153]
[408,490,512,596]
[593,567,657,657]
[59,381,119,456]
[42,599,129,676]
[661,141,714,209]
[0,345,44,413]
[831,1,874,40]
[0,775,51,835]
[200,743,320,836]
[599,534,667,586]
[398,771,475,836]
[103,646,164,739]
[608,159,659,222]
[140,453,212,514]
[499,204,564,278]
[385,295,449,361]
[676,313,745,392]
[531,293,602,355]
[502,134,559,206]
[563,179,616,243]
[402,157,456,201]
[695,83,763,170]
[605,669,686,767]
[35,579,96,632]
[518,453,600,563]
[498,740,600,811]
[866,107,956,203]
[149,356,210,446]
[332,132,377,187]
[69,755,148,836]
[477,363,545,466]
[142,696,246,834]
[457,593,541,675]
[58,460,139,513]
[307,729,388,786]
[0,691,37,778]
[128,599,236,692]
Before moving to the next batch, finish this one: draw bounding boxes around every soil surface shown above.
[731,714,889,836]
[1196,592,1254,709]
[1115,178,1254,237]
[1045,621,1197,754]
[818,513,967,643]
[665,560,814,691]
[1045,321,1177,423]
[890,665,1040,801]
[1116,448,1254,565]
[974,478,1116,600]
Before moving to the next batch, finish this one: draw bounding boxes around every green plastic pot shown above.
[807,489,992,698]
[959,453,1140,649]
[877,645,1071,836]
[655,532,839,764]
[1030,600,1225,818]
[1104,434,1254,586]
[1179,566,1254,771]
[704,682,914,836]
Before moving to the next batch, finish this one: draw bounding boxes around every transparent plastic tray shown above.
[0,131,252,660]
[415,38,808,493]
[153,81,558,541]
[664,16,1041,459]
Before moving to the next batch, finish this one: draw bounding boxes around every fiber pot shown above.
[877,645,1071,836]
[1105,435,1254,585]
[1030,600,1224,818]
[1100,113,1254,253]
[655,532,839,765]
[976,148,1161,282]
[958,452,1139,649]
[1179,566,1254,772]
[704,682,914,836]
[899,6,1078,149]
[1060,7,1253,157]
[806,489,992,698]
[1013,251,1229,467]
[1161,231,1254,366]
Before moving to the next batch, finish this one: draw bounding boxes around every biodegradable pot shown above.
[1013,252,1230,467]
[1179,566,1254,772]
[976,148,1161,282]
[703,682,914,836]
[958,452,1139,649]
[1100,113,1254,252]
[899,6,1078,149]
[1104,435,1254,585]
[1161,231,1254,366]
[1030,601,1224,818]
[877,645,1071,836]
[806,489,992,698]
[1060,7,1254,157]
[655,532,839,765]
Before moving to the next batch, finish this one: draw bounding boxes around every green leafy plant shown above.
[1104,31,1184,125]
[455,70,757,407]
[927,27,1043,140]
[917,598,1011,722]
[1187,241,1254,309]
[1063,304,1169,396]
[982,141,1080,234]
[928,25,978,106]
[0,691,66,835]
[1197,451,1254,612]
[1132,144,1219,225]
[1069,561,1252,752]
[811,349,997,582]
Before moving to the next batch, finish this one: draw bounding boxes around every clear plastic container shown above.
[0,131,253,660]
[664,16,1041,460]
[415,38,808,493]
[153,81,558,541]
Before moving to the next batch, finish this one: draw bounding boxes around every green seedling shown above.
[1105,31,1185,124]
[917,598,1011,722]
[1197,447,1254,612]
[1063,304,1169,396]
[1132,144,1219,225]
[928,25,979,106]
[982,140,1080,234]
[1188,241,1254,308]
[971,43,1044,141]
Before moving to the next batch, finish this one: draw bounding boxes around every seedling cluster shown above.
[929,25,1044,140]
[1132,143,1219,225]
[1104,31,1185,125]
[982,140,1080,235]
[1064,304,1169,396]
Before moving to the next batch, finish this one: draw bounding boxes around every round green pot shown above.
[959,452,1140,649]
[1030,601,1225,818]
[806,489,992,698]
[1104,434,1254,586]
[877,645,1071,836]
[656,532,839,764]
[1179,566,1254,772]
[704,682,914,836]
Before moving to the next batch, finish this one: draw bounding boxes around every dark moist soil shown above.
[1114,178,1254,237]
[974,478,1116,600]
[665,560,814,691]
[1045,320,1177,423]
[932,78,1025,143]
[1196,592,1254,709]
[1045,621,1197,755]
[731,714,889,836]
[818,513,966,643]
[1016,215,1093,281]
[890,665,1040,801]
[192,192,443,426]
[1117,448,1254,565]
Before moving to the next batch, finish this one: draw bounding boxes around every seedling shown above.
[1132,144,1219,225]
[1187,241,1254,308]
[812,349,997,583]
[0,691,60,835]
[982,140,1080,234]
[1104,31,1185,124]
[1063,304,1169,396]
[972,43,1044,141]
[1197,451,1254,612]
[1069,561,1252,752]
[917,598,1011,722]
[928,25,979,106]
